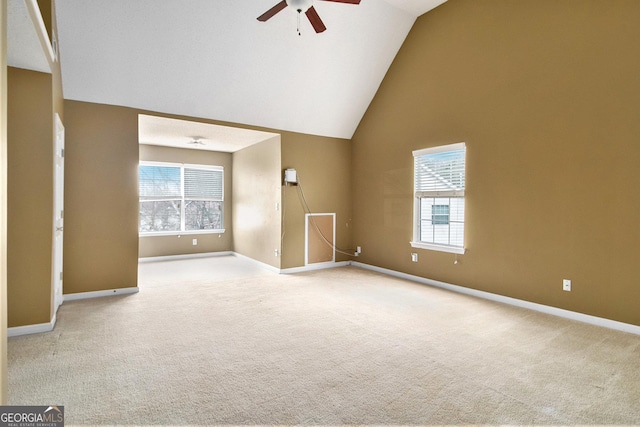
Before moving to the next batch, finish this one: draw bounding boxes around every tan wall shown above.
[7,68,53,326]
[232,137,281,268]
[1,0,8,404]
[281,135,352,269]
[63,101,139,294]
[138,144,233,258]
[352,0,640,326]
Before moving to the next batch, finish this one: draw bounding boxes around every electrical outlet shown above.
[356,246,362,253]
[274,249,279,257]
[563,279,571,292]
[411,253,418,262]
[192,239,198,246]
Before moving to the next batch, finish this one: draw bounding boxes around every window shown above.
[431,204,450,225]
[139,162,224,235]
[412,143,466,254]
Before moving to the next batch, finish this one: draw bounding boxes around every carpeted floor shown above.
[8,256,640,425]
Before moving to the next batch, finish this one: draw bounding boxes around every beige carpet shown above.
[8,256,640,425]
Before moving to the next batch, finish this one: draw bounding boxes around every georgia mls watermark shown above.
[0,406,64,427]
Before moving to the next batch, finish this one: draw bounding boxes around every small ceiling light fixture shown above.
[187,137,206,146]
[289,0,313,13]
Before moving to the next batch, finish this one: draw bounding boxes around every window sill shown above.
[410,241,466,255]
[140,229,226,237]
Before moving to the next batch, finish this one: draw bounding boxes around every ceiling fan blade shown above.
[318,0,361,4]
[257,0,288,22]
[305,6,327,33]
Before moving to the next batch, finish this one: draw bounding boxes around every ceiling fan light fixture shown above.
[286,0,313,13]
[187,137,206,146]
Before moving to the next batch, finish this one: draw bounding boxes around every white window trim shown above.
[412,142,467,254]
[412,142,466,157]
[140,161,223,173]
[410,241,466,254]
[140,229,226,237]
[138,161,225,236]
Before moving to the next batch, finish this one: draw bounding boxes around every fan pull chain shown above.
[297,9,302,36]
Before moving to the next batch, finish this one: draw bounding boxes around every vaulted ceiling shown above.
[10,0,447,139]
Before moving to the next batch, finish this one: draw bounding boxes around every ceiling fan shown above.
[187,137,206,146]
[257,0,361,34]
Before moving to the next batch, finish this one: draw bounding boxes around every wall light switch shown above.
[563,279,571,292]
[192,239,198,246]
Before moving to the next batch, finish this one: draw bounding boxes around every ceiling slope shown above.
[7,0,52,73]
[55,0,444,139]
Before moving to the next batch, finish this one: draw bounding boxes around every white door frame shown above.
[52,113,64,313]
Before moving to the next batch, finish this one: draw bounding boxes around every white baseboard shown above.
[138,251,233,263]
[352,262,640,336]
[231,252,281,273]
[10,287,138,337]
[8,312,57,338]
[232,252,350,274]
[281,261,350,274]
[64,287,139,302]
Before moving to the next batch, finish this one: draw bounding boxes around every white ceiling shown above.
[53,0,447,141]
[139,114,279,153]
[7,0,51,73]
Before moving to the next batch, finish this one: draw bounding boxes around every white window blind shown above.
[184,168,223,201]
[414,143,466,198]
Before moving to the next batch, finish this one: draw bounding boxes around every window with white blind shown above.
[139,162,224,235]
[411,143,466,254]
